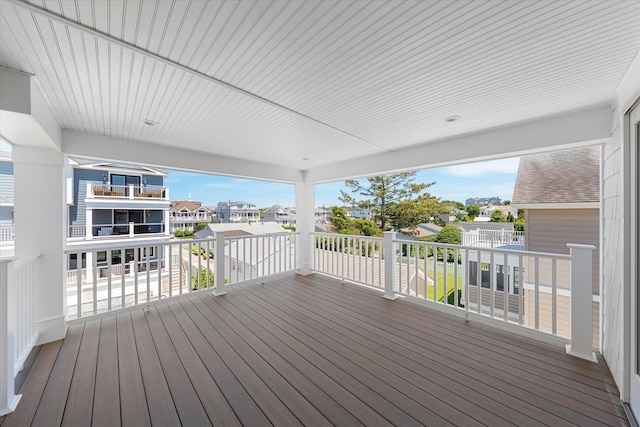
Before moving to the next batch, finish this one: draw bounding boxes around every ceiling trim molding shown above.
[306,105,611,183]
[62,130,304,184]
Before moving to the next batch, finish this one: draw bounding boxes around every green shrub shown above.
[174,230,184,237]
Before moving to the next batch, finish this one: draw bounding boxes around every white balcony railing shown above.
[64,232,297,320]
[311,231,596,361]
[461,229,525,249]
[67,225,86,239]
[86,182,169,200]
[1,254,39,416]
[0,226,15,242]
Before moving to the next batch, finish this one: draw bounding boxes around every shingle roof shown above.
[512,146,600,205]
[170,200,202,212]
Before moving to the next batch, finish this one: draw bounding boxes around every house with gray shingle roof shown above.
[513,145,600,347]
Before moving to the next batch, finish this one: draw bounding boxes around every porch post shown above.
[383,231,398,300]
[164,209,170,236]
[295,182,315,276]
[12,146,67,344]
[566,243,597,362]
[213,232,226,296]
[85,208,93,240]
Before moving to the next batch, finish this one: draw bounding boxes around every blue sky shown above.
[165,157,520,208]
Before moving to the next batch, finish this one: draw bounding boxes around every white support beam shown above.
[12,146,67,344]
[0,67,61,151]
[295,182,315,276]
[62,130,304,184]
[307,105,611,183]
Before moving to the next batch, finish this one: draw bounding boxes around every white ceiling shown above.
[1,0,639,174]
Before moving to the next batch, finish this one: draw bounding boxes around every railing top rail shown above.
[393,236,570,259]
[310,232,384,242]
[225,231,298,241]
[11,253,41,270]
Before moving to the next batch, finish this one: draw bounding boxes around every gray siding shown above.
[0,206,13,224]
[525,208,599,294]
[0,160,14,203]
[70,169,104,225]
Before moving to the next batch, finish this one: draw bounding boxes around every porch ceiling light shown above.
[445,115,461,122]
[142,119,159,127]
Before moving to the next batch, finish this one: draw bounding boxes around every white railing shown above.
[1,254,39,416]
[0,226,15,242]
[312,231,596,361]
[461,229,525,249]
[87,182,168,200]
[225,232,297,284]
[90,222,165,238]
[67,225,86,239]
[312,232,385,289]
[64,231,297,319]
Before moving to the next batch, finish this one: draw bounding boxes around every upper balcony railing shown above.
[0,225,15,242]
[170,213,210,221]
[87,182,169,200]
[461,229,525,250]
[67,222,165,239]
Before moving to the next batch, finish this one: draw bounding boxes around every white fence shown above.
[64,232,297,319]
[1,254,39,416]
[461,229,525,249]
[311,231,596,361]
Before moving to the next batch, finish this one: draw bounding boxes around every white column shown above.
[12,146,67,344]
[213,232,226,296]
[0,260,20,416]
[85,208,93,240]
[383,231,398,300]
[295,182,315,276]
[164,210,170,236]
[566,243,597,362]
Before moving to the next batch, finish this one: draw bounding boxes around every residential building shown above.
[262,204,295,226]
[513,146,601,346]
[478,203,518,219]
[465,196,502,207]
[348,207,372,219]
[216,201,260,223]
[1,2,639,424]
[169,200,213,233]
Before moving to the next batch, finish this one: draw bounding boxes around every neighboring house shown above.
[170,200,213,232]
[399,223,443,239]
[195,221,287,239]
[513,146,600,346]
[216,201,260,223]
[66,159,171,277]
[347,208,372,219]
[478,203,518,219]
[262,204,295,226]
[0,150,14,257]
[465,196,501,207]
[315,207,330,224]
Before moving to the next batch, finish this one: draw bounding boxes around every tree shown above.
[434,225,462,244]
[339,172,436,230]
[440,200,465,210]
[328,206,382,236]
[490,209,507,222]
[191,267,215,290]
[386,195,441,231]
[196,222,208,231]
[506,212,515,223]
[502,200,511,205]
[466,204,480,219]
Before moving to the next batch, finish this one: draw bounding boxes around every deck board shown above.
[2,272,630,426]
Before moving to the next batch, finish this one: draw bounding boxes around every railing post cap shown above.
[566,243,597,251]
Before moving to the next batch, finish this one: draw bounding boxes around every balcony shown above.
[462,229,525,250]
[87,183,169,201]
[0,271,627,426]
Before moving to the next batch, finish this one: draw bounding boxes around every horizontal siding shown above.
[70,169,104,225]
[525,209,599,294]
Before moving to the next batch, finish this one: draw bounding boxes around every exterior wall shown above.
[602,102,626,386]
[69,168,103,225]
[525,209,599,294]
[0,160,14,206]
[0,207,12,224]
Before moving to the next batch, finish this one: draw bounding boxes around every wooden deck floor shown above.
[1,272,629,426]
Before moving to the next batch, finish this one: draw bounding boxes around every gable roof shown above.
[512,146,600,206]
[170,201,202,212]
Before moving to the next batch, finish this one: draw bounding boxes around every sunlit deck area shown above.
[0,273,627,427]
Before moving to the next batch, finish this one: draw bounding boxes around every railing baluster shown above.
[534,256,540,331]
[518,254,524,326]
[489,251,495,318]
[552,258,557,335]
[476,251,482,315]
[503,253,508,321]
[92,251,98,316]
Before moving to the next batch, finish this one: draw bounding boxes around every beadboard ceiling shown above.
[1,0,639,172]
